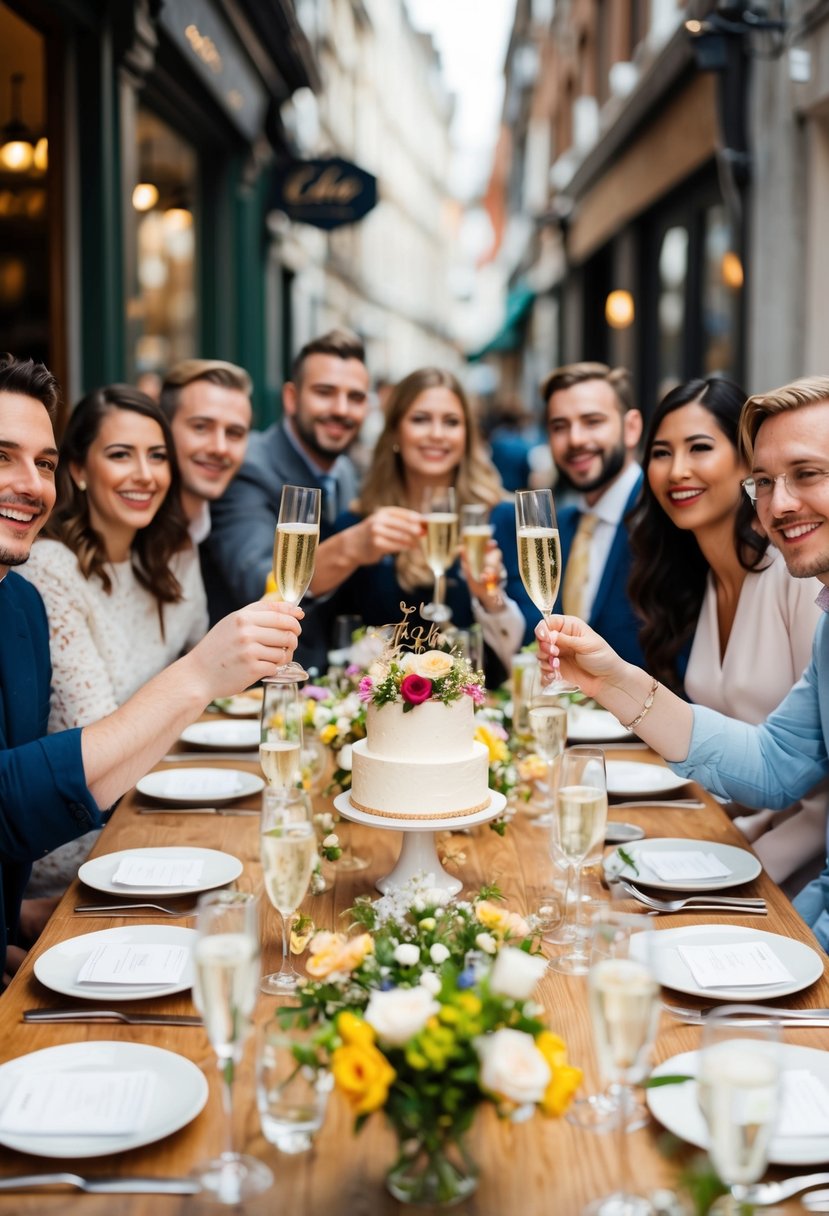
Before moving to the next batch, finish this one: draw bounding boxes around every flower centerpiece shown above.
[359,647,485,713]
[277,879,582,1205]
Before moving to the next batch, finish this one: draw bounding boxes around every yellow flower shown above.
[319,723,339,745]
[337,1011,375,1048]
[536,1031,582,1116]
[518,753,547,782]
[475,899,530,940]
[306,931,374,979]
[474,724,509,764]
[331,1041,396,1115]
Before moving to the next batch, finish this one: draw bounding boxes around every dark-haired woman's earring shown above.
[392,443,400,453]
[77,479,87,491]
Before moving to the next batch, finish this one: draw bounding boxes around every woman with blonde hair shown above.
[310,367,525,676]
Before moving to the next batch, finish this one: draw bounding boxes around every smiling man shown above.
[0,353,304,979]
[536,375,829,946]
[204,329,369,672]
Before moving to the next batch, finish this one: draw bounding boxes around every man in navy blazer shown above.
[204,330,370,673]
[496,362,645,664]
[0,355,305,980]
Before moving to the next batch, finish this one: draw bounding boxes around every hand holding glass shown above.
[271,484,320,680]
[515,488,577,693]
[191,891,271,1203]
[260,787,316,994]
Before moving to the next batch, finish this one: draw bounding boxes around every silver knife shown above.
[0,1174,201,1194]
[136,805,259,816]
[23,1008,203,1026]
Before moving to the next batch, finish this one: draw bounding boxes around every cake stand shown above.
[333,791,507,896]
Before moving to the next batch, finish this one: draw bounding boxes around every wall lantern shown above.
[0,75,34,173]
[605,289,635,329]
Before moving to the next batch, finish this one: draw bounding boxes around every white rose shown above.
[475,932,497,955]
[336,744,353,771]
[430,943,450,965]
[322,833,339,848]
[423,886,451,907]
[489,947,548,1001]
[476,1028,552,1105]
[411,649,454,679]
[393,943,420,966]
[400,652,419,671]
[335,716,351,733]
[313,706,332,729]
[365,987,440,1045]
[419,971,442,995]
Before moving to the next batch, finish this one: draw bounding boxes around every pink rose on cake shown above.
[400,673,433,706]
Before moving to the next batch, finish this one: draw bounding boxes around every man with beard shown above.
[203,330,369,672]
[496,362,645,662]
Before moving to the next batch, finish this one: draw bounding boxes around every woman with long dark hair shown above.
[18,384,208,901]
[309,367,524,673]
[628,376,825,887]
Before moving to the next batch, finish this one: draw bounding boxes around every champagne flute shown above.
[583,911,661,1216]
[260,680,302,792]
[698,1013,780,1215]
[421,486,458,622]
[460,503,493,583]
[190,891,271,1203]
[527,667,568,828]
[515,488,578,694]
[548,746,608,976]
[260,786,316,994]
[271,484,321,681]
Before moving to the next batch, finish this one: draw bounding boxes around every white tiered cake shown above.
[350,696,490,820]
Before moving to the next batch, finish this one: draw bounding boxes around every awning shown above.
[467,285,535,361]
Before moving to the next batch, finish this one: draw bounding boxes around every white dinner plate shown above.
[606,760,690,797]
[0,1040,208,1158]
[34,924,196,1001]
[78,846,243,897]
[567,706,633,743]
[212,692,263,717]
[604,837,762,891]
[136,767,264,805]
[649,1044,829,1165]
[180,720,260,749]
[637,923,823,1001]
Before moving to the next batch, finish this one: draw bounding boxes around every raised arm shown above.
[310,507,424,596]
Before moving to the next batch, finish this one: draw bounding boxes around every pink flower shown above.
[400,673,433,705]
[463,684,485,704]
[302,685,330,701]
[358,676,374,703]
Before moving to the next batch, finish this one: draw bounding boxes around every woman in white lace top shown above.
[18,384,208,902]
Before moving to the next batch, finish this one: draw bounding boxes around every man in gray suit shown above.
[203,329,370,672]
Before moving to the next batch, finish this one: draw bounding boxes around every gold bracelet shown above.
[622,677,659,731]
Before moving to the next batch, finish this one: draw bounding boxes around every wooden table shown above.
[0,745,825,1214]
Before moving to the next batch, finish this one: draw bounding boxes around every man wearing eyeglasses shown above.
[535,375,829,946]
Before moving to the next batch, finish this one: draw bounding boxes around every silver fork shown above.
[662,1001,829,1027]
[619,881,766,914]
[0,1174,200,1194]
[73,901,200,917]
[738,1174,829,1206]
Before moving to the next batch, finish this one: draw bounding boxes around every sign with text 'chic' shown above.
[271,157,377,230]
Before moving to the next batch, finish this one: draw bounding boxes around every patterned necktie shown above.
[561,511,598,618]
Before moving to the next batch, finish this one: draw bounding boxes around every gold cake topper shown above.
[380,602,444,658]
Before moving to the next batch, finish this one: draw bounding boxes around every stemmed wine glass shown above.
[460,503,493,582]
[527,667,568,828]
[271,484,321,681]
[190,891,271,1203]
[260,786,316,994]
[583,911,661,1216]
[259,680,302,792]
[698,1012,780,1215]
[548,746,608,976]
[421,486,458,622]
[515,488,577,694]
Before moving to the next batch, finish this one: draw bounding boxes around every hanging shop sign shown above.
[271,157,377,230]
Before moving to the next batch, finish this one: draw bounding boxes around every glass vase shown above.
[385,1130,478,1207]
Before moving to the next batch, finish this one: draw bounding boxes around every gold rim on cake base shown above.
[348,794,492,821]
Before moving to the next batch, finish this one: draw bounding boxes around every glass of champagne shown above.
[527,667,568,828]
[460,503,493,582]
[260,786,316,994]
[584,911,661,1216]
[190,891,271,1203]
[271,484,321,681]
[698,1013,780,1215]
[421,486,458,622]
[260,680,302,792]
[549,745,608,976]
[515,488,577,694]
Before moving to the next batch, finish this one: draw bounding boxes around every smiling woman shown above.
[15,384,208,905]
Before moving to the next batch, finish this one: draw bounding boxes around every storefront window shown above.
[657,225,687,393]
[702,203,741,377]
[129,109,197,380]
[0,3,48,363]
